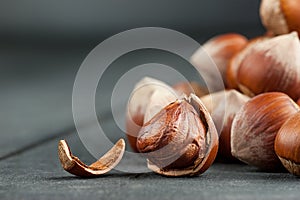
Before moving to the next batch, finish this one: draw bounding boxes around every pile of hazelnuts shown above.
[125,0,300,177]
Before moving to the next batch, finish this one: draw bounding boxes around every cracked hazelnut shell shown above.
[125,77,177,152]
[137,94,218,176]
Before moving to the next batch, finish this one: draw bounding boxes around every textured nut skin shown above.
[275,112,300,176]
[201,90,250,162]
[231,92,299,171]
[236,32,300,100]
[260,0,300,36]
[191,33,248,91]
[126,77,177,152]
[137,94,218,176]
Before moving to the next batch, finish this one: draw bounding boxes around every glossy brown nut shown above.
[275,112,300,176]
[201,90,250,162]
[231,92,299,171]
[226,36,270,90]
[236,32,300,100]
[137,94,218,176]
[191,33,248,91]
[260,0,300,36]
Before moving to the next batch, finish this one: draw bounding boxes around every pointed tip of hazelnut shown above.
[260,0,289,35]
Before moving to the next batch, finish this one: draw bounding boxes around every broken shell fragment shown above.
[58,139,125,177]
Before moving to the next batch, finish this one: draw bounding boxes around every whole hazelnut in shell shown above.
[275,112,300,176]
[260,0,300,36]
[231,92,299,171]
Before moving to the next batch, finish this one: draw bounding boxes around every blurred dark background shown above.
[0,0,265,158]
[1,0,264,45]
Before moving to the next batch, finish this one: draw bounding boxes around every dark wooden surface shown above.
[1,38,300,200]
[1,132,299,200]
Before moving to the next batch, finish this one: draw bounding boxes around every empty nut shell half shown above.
[58,139,125,177]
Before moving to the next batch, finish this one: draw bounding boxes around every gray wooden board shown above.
[0,132,299,200]
[0,45,85,158]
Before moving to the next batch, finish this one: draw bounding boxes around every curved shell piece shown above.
[58,139,125,177]
[145,94,219,176]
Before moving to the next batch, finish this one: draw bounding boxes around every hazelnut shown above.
[137,94,218,176]
[231,92,299,171]
[200,90,250,162]
[275,112,300,176]
[229,32,300,100]
[191,33,248,91]
[260,0,300,36]
[226,36,271,90]
[125,77,177,152]
[172,81,208,97]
